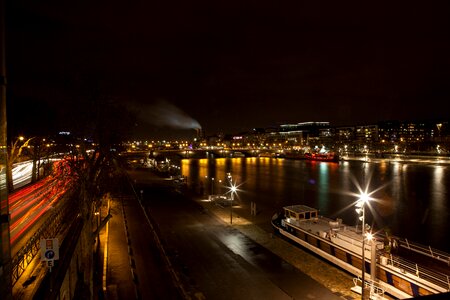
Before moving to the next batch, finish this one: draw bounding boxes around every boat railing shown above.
[352,276,385,298]
[385,254,450,291]
[396,237,450,265]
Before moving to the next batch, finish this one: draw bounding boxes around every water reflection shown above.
[181,157,450,252]
[430,166,448,244]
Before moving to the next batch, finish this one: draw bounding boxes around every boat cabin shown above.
[284,205,318,222]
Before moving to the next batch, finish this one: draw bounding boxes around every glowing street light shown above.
[230,183,237,224]
[355,192,371,299]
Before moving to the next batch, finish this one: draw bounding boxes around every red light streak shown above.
[8,159,74,246]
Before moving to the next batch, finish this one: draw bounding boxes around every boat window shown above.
[305,212,310,219]
[311,211,317,218]
[299,213,304,219]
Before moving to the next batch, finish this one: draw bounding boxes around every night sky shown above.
[5,1,450,139]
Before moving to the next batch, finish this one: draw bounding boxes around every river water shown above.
[180,157,450,253]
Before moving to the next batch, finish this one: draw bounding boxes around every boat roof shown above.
[283,205,318,214]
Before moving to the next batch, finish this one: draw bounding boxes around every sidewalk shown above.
[99,195,136,300]
[100,188,182,300]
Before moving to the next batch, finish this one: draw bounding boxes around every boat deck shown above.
[286,214,450,273]
[286,215,364,243]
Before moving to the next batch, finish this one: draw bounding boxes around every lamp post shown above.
[355,192,370,299]
[226,173,235,224]
[230,184,237,224]
[205,175,215,196]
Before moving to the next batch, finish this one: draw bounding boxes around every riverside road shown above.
[106,168,345,300]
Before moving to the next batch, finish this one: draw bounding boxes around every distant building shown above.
[244,119,450,155]
[267,122,331,147]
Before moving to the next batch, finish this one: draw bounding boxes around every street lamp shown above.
[355,192,370,299]
[225,172,236,223]
[205,175,215,196]
[230,183,237,224]
[226,172,232,187]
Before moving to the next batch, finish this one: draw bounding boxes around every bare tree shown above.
[29,138,56,182]
[57,91,135,298]
[6,136,33,192]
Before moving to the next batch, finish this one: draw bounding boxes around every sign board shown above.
[40,238,59,262]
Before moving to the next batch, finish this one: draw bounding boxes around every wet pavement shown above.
[194,197,364,300]
[145,187,344,300]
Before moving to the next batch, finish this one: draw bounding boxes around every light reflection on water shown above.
[181,157,450,252]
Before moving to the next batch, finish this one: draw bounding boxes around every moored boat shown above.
[304,151,339,162]
[272,205,450,299]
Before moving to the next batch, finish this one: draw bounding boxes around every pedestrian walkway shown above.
[100,191,182,300]
[100,195,136,300]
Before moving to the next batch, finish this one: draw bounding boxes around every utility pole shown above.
[0,0,13,298]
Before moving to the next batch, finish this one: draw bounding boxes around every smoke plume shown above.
[139,99,202,130]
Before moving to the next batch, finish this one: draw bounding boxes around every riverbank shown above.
[340,154,450,165]
[193,196,393,300]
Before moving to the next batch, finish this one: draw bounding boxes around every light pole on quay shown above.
[229,184,237,224]
[355,192,371,299]
[205,175,215,196]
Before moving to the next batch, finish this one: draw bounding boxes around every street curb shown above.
[120,197,140,299]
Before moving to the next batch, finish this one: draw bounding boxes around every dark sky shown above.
[5,1,450,139]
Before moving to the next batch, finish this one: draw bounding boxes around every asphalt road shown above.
[128,168,341,300]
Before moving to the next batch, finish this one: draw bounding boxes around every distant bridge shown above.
[122,149,280,160]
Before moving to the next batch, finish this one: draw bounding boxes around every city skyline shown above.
[11,117,450,149]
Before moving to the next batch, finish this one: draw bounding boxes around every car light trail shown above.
[7,159,74,247]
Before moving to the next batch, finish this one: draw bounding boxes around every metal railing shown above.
[397,237,450,265]
[353,276,385,298]
[385,254,450,292]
